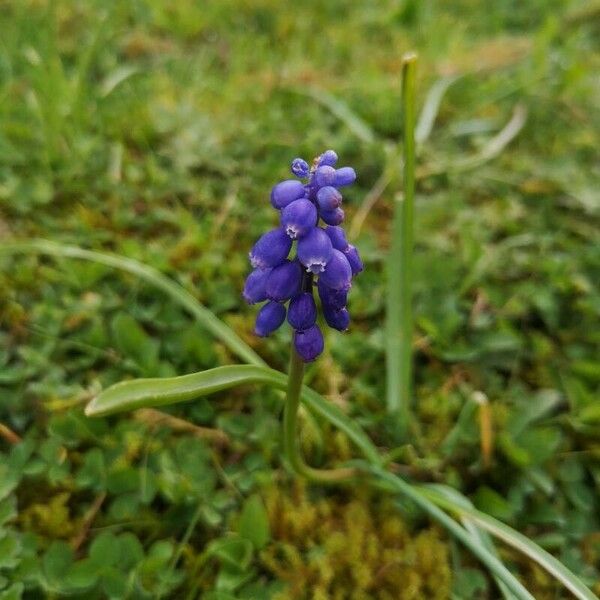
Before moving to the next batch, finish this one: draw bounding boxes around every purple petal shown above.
[243,268,272,304]
[334,167,356,187]
[319,249,352,290]
[266,260,303,302]
[297,227,333,274]
[323,306,350,331]
[316,186,342,212]
[287,292,317,330]
[294,324,324,362]
[249,228,292,269]
[314,165,336,188]
[320,207,345,226]
[344,245,363,276]
[317,279,348,310]
[255,301,286,337]
[291,158,310,178]
[324,226,349,251]
[318,150,338,167]
[281,198,317,239]
[270,180,306,209]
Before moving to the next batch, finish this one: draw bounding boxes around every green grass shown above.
[1,0,599,598]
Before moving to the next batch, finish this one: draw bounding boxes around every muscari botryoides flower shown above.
[244,150,363,361]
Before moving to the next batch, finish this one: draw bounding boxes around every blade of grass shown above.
[367,466,534,600]
[420,484,598,600]
[0,239,265,368]
[386,53,417,427]
[415,75,461,144]
[288,85,376,144]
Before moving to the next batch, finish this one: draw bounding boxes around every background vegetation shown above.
[0,0,598,598]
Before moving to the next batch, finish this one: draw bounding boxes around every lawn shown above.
[0,1,599,598]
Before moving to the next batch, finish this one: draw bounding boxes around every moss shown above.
[261,481,451,599]
[18,492,79,540]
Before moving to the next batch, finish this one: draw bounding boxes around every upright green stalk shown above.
[386,53,417,430]
[283,348,356,484]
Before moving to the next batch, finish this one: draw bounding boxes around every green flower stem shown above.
[283,347,357,484]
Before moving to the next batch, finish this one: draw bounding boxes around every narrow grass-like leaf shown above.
[367,466,534,600]
[0,239,265,367]
[415,75,461,144]
[289,86,376,144]
[386,53,417,426]
[85,365,276,417]
[420,484,598,600]
[425,485,517,599]
[84,365,381,467]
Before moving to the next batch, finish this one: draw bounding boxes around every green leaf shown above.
[84,365,382,467]
[85,365,276,417]
[367,466,534,600]
[111,313,159,373]
[418,484,598,600]
[0,583,24,600]
[63,558,99,590]
[206,536,253,571]
[42,541,74,588]
[0,531,20,570]
[238,494,270,550]
[0,497,17,527]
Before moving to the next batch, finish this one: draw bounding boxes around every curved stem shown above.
[283,348,356,483]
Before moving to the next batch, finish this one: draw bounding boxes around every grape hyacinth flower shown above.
[244,150,363,362]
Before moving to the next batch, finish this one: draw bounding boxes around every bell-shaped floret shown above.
[243,268,271,304]
[316,186,342,212]
[297,227,333,274]
[317,279,348,311]
[334,167,356,187]
[249,227,292,269]
[270,179,306,209]
[255,301,286,337]
[319,249,352,290]
[281,198,317,239]
[323,306,350,331]
[324,225,349,251]
[287,292,317,330]
[320,207,345,226]
[344,244,363,276]
[266,260,303,302]
[294,324,324,362]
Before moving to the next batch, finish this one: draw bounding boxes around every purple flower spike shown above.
[294,324,324,362]
[344,244,363,276]
[291,158,310,178]
[243,268,272,304]
[314,165,336,188]
[271,180,306,209]
[255,301,286,337]
[316,186,342,212]
[319,249,352,290]
[320,207,345,226]
[246,150,362,356]
[318,150,338,167]
[324,226,349,251]
[249,227,292,269]
[334,167,356,187]
[297,227,333,274]
[317,279,348,310]
[324,306,350,331]
[281,198,317,239]
[266,260,303,302]
[288,292,317,330]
